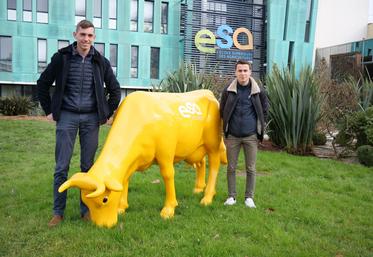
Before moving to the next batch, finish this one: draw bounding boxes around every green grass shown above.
[0,120,372,257]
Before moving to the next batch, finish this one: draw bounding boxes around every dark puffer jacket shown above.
[220,78,269,141]
[37,43,121,125]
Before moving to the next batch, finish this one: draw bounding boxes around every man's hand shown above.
[46,113,54,122]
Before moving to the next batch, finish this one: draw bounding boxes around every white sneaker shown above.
[244,198,256,208]
[224,197,236,205]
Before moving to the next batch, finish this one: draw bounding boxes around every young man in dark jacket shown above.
[37,20,121,227]
[220,60,268,208]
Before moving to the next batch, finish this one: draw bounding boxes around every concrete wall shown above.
[314,0,371,48]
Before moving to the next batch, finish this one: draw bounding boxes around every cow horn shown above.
[104,177,123,192]
[58,173,105,199]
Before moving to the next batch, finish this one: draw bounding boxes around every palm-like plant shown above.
[266,65,323,154]
[153,62,216,93]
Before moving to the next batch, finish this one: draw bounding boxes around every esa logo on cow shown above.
[195,24,254,54]
[178,102,202,118]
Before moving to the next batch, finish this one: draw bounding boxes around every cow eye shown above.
[103,196,108,203]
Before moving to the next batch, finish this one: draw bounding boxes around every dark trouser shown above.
[53,110,99,216]
[223,134,258,199]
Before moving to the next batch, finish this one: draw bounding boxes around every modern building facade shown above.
[0,0,319,99]
[314,0,373,79]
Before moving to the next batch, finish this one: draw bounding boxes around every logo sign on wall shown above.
[194,24,253,61]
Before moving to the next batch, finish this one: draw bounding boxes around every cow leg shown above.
[193,157,206,194]
[200,152,220,205]
[118,180,129,214]
[158,162,178,219]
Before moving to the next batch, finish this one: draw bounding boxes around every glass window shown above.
[58,40,69,50]
[144,1,154,33]
[75,0,85,16]
[161,2,168,34]
[23,0,32,22]
[38,39,47,73]
[0,36,12,72]
[110,44,118,76]
[150,47,160,79]
[75,0,86,24]
[93,0,102,28]
[304,0,313,42]
[37,0,48,23]
[131,46,138,78]
[109,0,117,29]
[94,43,105,56]
[7,0,17,21]
[130,0,138,31]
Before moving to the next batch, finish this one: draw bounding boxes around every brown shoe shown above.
[81,212,90,221]
[48,215,63,227]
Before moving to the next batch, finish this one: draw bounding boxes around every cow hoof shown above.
[117,208,126,215]
[160,207,175,219]
[193,188,204,194]
[200,196,212,206]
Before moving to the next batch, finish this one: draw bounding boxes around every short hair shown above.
[235,60,252,70]
[76,20,95,32]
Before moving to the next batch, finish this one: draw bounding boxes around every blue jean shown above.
[53,110,99,216]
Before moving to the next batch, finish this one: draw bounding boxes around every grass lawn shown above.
[0,120,372,257]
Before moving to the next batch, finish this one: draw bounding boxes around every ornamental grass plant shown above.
[152,62,229,98]
[266,65,323,155]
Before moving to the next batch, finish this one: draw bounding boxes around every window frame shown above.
[150,47,160,79]
[109,0,117,30]
[131,46,139,78]
[130,0,138,32]
[37,38,47,73]
[23,0,33,22]
[36,0,49,23]
[57,40,69,50]
[7,0,17,21]
[0,36,13,72]
[93,0,102,28]
[75,0,86,25]
[144,0,154,33]
[161,2,168,34]
[110,44,118,76]
[94,42,105,56]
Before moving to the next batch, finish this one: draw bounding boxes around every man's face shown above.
[235,64,252,85]
[73,27,96,52]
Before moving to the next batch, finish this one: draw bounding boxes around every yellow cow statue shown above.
[59,89,226,227]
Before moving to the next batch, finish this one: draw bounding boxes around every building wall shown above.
[0,0,319,99]
[267,0,318,74]
[0,0,182,94]
[314,0,372,49]
[181,0,267,80]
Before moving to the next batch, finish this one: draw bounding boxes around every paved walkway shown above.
[312,135,359,164]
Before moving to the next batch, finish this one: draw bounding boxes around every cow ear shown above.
[104,176,123,192]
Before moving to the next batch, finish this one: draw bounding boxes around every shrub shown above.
[312,131,327,145]
[337,106,373,147]
[314,59,360,156]
[0,95,35,116]
[357,145,373,167]
[266,65,323,155]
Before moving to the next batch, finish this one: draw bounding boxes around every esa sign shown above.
[194,24,253,60]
